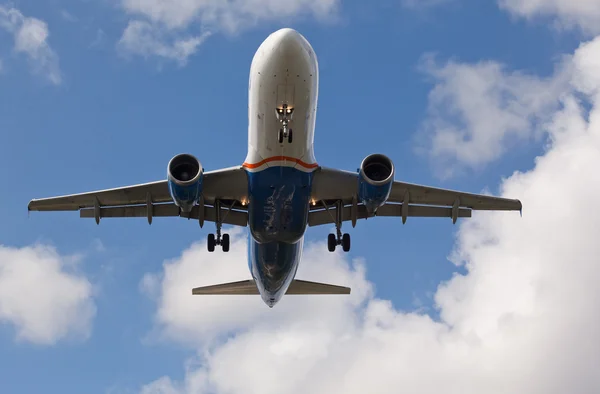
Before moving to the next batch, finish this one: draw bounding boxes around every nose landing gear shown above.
[276,104,294,144]
[278,128,293,144]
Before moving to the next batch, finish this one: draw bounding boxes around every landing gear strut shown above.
[323,200,351,252]
[276,104,294,144]
[207,200,231,252]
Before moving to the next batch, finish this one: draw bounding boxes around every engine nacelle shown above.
[357,153,395,215]
[167,153,203,213]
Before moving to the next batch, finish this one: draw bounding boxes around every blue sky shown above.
[1,1,600,393]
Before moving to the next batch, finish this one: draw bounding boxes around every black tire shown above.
[278,129,284,143]
[327,233,336,252]
[288,129,293,143]
[207,233,215,252]
[342,233,351,252]
[222,233,230,252]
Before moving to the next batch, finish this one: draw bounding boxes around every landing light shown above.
[277,107,293,114]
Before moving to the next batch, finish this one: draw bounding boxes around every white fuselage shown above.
[244,28,319,173]
[242,29,321,307]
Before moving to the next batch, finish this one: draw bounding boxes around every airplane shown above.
[28,28,522,308]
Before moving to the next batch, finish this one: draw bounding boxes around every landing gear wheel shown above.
[222,233,230,252]
[288,129,293,143]
[278,129,284,143]
[342,233,351,252]
[327,233,336,252]
[323,200,351,252]
[207,233,215,252]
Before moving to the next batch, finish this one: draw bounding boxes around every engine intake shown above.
[167,153,203,213]
[357,153,395,214]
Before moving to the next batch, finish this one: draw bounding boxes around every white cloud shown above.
[499,0,600,35]
[416,54,571,177]
[140,228,370,347]
[0,6,61,84]
[117,0,339,64]
[139,35,600,394]
[0,244,96,345]
[121,0,339,31]
[118,20,211,66]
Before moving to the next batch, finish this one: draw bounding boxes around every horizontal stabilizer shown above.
[192,280,259,295]
[287,279,351,294]
[191,279,351,295]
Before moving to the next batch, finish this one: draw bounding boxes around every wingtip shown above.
[27,199,38,212]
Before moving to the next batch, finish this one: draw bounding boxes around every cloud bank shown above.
[417,54,571,176]
[117,0,339,64]
[0,244,96,345]
[0,5,61,84]
[118,20,211,66]
[499,0,600,35]
[138,32,600,394]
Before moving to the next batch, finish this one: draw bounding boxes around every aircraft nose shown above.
[270,28,307,56]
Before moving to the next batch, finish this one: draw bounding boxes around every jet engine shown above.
[167,153,203,213]
[357,153,395,215]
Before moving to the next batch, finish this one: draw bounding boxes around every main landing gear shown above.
[276,104,294,144]
[207,233,229,252]
[207,200,231,252]
[323,200,351,252]
[328,233,350,253]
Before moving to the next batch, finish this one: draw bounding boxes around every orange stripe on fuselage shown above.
[242,156,318,169]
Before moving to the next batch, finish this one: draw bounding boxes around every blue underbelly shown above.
[247,166,313,244]
[245,166,313,305]
[249,238,303,296]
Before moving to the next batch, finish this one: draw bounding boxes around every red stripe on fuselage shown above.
[242,156,318,169]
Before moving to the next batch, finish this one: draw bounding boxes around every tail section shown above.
[191,279,350,295]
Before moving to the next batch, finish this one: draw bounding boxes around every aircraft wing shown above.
[28,166,249,226]
[308,166,522,226]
